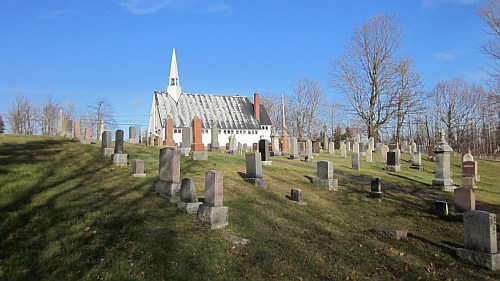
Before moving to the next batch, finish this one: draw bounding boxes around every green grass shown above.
[0,134,499,280]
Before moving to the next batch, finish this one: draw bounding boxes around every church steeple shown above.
[167,48,182,103]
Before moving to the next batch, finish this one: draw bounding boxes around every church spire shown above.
[167,48,182,103]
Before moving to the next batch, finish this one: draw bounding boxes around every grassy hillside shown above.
[0,134,499,280]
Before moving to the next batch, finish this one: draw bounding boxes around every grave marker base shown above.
[153,180,181,202]
[190,151,208,161]
[132,173,146,178]
[208,148,221,153]
[261,161,272,166]
[410,164,424,170]
[197,204,228,229]
[456,248,500,270]
[127,138,137,144]
[244,178,267,188]
[432,178,455,192]
[289,154,300,160]
[180,147,191,156]
[81,140,91,145]
[385,165,401,172]
[312,178,338,191]
[100,147,114,156]
[177,201,202,214]
[368,191,384,201]
[304,156,314,162]
[270,151,282,156]
[112,154,128,166]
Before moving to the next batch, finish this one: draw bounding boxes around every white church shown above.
[147,48,273,147]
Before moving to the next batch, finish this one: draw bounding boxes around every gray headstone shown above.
[246,152,263,178]
[131,159,146,177]
[210,123,220,149]
[291,188,303,202]
[158,147,181,183]
[289,137,299,159]
[317,160,333,179]
[432,129,454,191]
[435,200,449,216]
[352,152,360,171]
[259,139,270,161]
[114,130,124,154]
[204,170,224,207]
[371,177,381,192]
[102,130,112,148]
[180,178,198,203]
[454,188,475,213]
[463,210,497,253]
[181,127,192,149]
[340,142,347,158]
[381,144,388,163]
[328,142,335,157]
[305,139,313,162]
[353,141,359,153]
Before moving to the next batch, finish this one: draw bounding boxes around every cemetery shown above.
[1,133,500,280]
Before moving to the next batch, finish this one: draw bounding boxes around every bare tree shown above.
[478,0,500,83]
[260,93,281,133]
[40,94,59,136]
[84,99,117,139]
[329,14,408,139]
[7,92,38,135]
[0,115,4,133]
[289,77,325,140]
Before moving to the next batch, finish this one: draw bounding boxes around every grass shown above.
[0,134,499,280]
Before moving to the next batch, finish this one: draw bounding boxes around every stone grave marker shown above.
[128,126,137,144]
[386,151,401,172]
[340,142,347,158]
[353,141,359,153]
[209,122,221,152]
[456,211,500,270]
[366,147,372,162]
[197,170,228,229]
[244,152,267,188]
[410,152,423,170]
[73,120,81,140]
[270,131,281,156]
[427,146,435,161]
[290,188,307,205]
[177,178,202,214]
[454,188,475,212]
[312,141,321,153]
[282,130,290,155]
[328,142,335,157]
[180,127,192,156]
[164,116,175,146]
[380,144,388,163]
[112,130,127,166]
[227,135,236,154]
[368,177,383,201]
[289,137,300,160]
[81,127,92,144]
[153,147,181,202]
[304,139,314,162]
[432,129,454,191]
[435,201,449,216]
[131,159,146,177]
[259,139,272,166]
[312,160,338,191]
[100,130,114,156]
[462,160,480,183]
[352,152,360,171]
[190,117,208,161]
[359,142,366,157]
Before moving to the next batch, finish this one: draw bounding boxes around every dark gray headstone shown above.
[180,178,198,203]
[371,177,381,192]
[114,130,124,154]
[435,200,449,216]
[181,127,192,149]
[102,130,112,148]
[259,139,270,161]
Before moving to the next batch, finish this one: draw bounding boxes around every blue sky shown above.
[0,0,489,132]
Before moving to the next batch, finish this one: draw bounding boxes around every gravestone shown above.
[312,161,338,191]
[208,122,221,152]
[454,188,475,213]
[388,142,398,151]
[164,116,175,147]
[177,178,202,213]
[100,130,114,156]
[197,170,228,229]
[368,177,383,200]
[259,139,272,166]
[352,152,360,171]
[180,127,192,156]
[131,159,146,177]
[432,129,454,192]
[73,120,81,140]
[244,152,267,188]
[368,137,375,152]
[323,134,328,152]
[353,141,359,153]
[139,128,142,144]
[289,137,300,160]
[252,143,258,151]
[328,142,335,157]
[304,139,314,162]
[435,200,449,216]
[128,126,137,144]
[385,151,401,172]
[366,148,372,162]
[190,117,208,160]
[355,133,361,143]
[299,142,306,156]
[346,141,351,151]
[462,160,480,183]
[463,151,474,162]
[153,147,181,202]
[380,144,388,163]
[270,130,281,156]
[312,141,321,153]
[401,141,409,153]
[340,142,347,158]
[237,142,243,154]
[427,146,435,161]
[290,188,307,205]
[456,211,500,270]
[462,176,477,189]
[282,130,290,155]
[227,135,237,154]
[81,127,91,144]
[112,130,127,166]
[359,142,366,157]
[410,152,423,170]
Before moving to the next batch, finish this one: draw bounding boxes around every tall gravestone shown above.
[366,147,373,162]
[209,122,221,152]
[177,178,202,213]
[138,128,142,144]
[380,144,388,163]
[359,142,366,157]
[190,117,208,160]
[128,126,137,144]
[244,152,267,188]
[323,134,328,152]
[259,139,271,166]
[198,170,228,229]
[355,134,361,143]
[328,142,335,157]
[227,135,237,155]
[289,137,299,160]
[340,142,347,158]
[410,152,423,170]
[432,129,454,191]
[164,116,175,147]
[153,147,181,202]
[81,127,91,144]
[454,188,475,213]
[180,127,192,156]
[352,152,360,171]
[353,141,359,154]
[368,137,375,152]
[112,130,127,166]
[312,160,338,191]
[73,120,81,140]
[304,139,314,162]
[270,130,281,156]
[385,151,401,172]
[131,159,146,177]
[282,130,290,155]
[456,211,500,270]
[100,130,114,156]
[369,177,383,201]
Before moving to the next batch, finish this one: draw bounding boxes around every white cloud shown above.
[129,99,144,106]
[116,0,172,15]
[204,3,230,13]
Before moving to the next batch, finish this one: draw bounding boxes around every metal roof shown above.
[154,91,272,129]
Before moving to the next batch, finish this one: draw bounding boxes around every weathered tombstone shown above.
[368,177,383,201]
[259,139,272,166]
[164,116,175,147]
[153,147,181,202]
[435,200,449,216]
[456,211,500,270]
[401,141,409,153]
[462,176,477,189]
[100,130,114,156]
[323,134,329,151]
[299,142,306,156]
[385,151,401,172]
[131,159,146,177]
[304,139,314,162]
[410,152,423,170]
[237,142,243,154]
[290,188,307,205]
[282,130,290,155]
[340,142,347,158]
[359,142,366,157]
[197,170,228,229]
[177,178,202,213]
[139,128,143,144]
[81,127,91,144]
[112,130,127,166]
[366,148,372,162]
[368,137,375,152]
[427,146,435,161]
[346,141,351,151]
[328,142,335,157]
[355,133,361,143]
[244,152,267,188]
[208,122,221,152]
[312,141,321,153]
[190,117,208,161]
[148,130,154,146]
[227,135,236,154]
[380,144,389,163]
[180,127,192,156]
[462,160,480,183]
[463,151,474,162]
[252,143,258,151]
[454,188,475,213]
[289,137,300,160]
[411,142,417,154]
[352,152,360,171]
[73,120,81,140]
[353,141,359,153]
[388,142,398,151]
[128,126,137,144]
[270,130,281,156]
[432,129,454,191]
[312,161,338,191]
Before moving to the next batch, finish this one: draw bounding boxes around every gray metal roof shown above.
[154,91,272,129]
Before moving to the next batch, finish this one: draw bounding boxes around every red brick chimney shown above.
[254,92,260,123]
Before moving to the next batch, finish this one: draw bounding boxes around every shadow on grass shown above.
[387,172,432,188]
